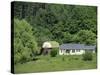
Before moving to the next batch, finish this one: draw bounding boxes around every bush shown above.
[14,53,21,64]
[62,56,65,61]
[82,51,93,61]
[73,57,79,60]
[14,19,38,64]
[20,55,27,64]
[50,48,58,57]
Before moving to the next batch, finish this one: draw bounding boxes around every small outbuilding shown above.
[41,41,59,55]
[59,44,96,55]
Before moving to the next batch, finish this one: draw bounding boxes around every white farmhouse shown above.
[59,44,96,55]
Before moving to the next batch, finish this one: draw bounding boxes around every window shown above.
[77,50,80,52]
[72,49,75,53]
[66,49,70,53]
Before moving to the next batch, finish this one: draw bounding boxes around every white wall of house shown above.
[70,49,85,55]
[59,49,86,55]
[93,50,95,53]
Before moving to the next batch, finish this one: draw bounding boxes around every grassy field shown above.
[14,54,97,73]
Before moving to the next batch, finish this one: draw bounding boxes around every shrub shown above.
[14,53,21,64]
[50,48,58,57]
[20,55,27,64]
[62,56,65,61]
[14,19,38,64]
[74,57,79,60]
[82,51,93,61]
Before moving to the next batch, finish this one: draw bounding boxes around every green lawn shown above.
[14,54,97,73]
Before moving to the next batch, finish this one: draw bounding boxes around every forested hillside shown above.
[13,2,97,64]
[13,2,97,46]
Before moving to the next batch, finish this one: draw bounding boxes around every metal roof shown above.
[60,44,96,50]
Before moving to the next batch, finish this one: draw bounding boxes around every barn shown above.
[41,41,59,55]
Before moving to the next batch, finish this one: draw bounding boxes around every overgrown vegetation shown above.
[13,2,97,46]
[14,19,38,64]
[50,48,58,57]
[13,1,97,66]
[82,51,93,61]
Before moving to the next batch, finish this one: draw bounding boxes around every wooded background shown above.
[13,2,97,64]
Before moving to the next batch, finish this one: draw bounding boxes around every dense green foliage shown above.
[72,30,96,44]
[82,51,93,61]
[14,19,38,64]
[13,2,97,45]
[50,48,58,57]
[13,2,97,64]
